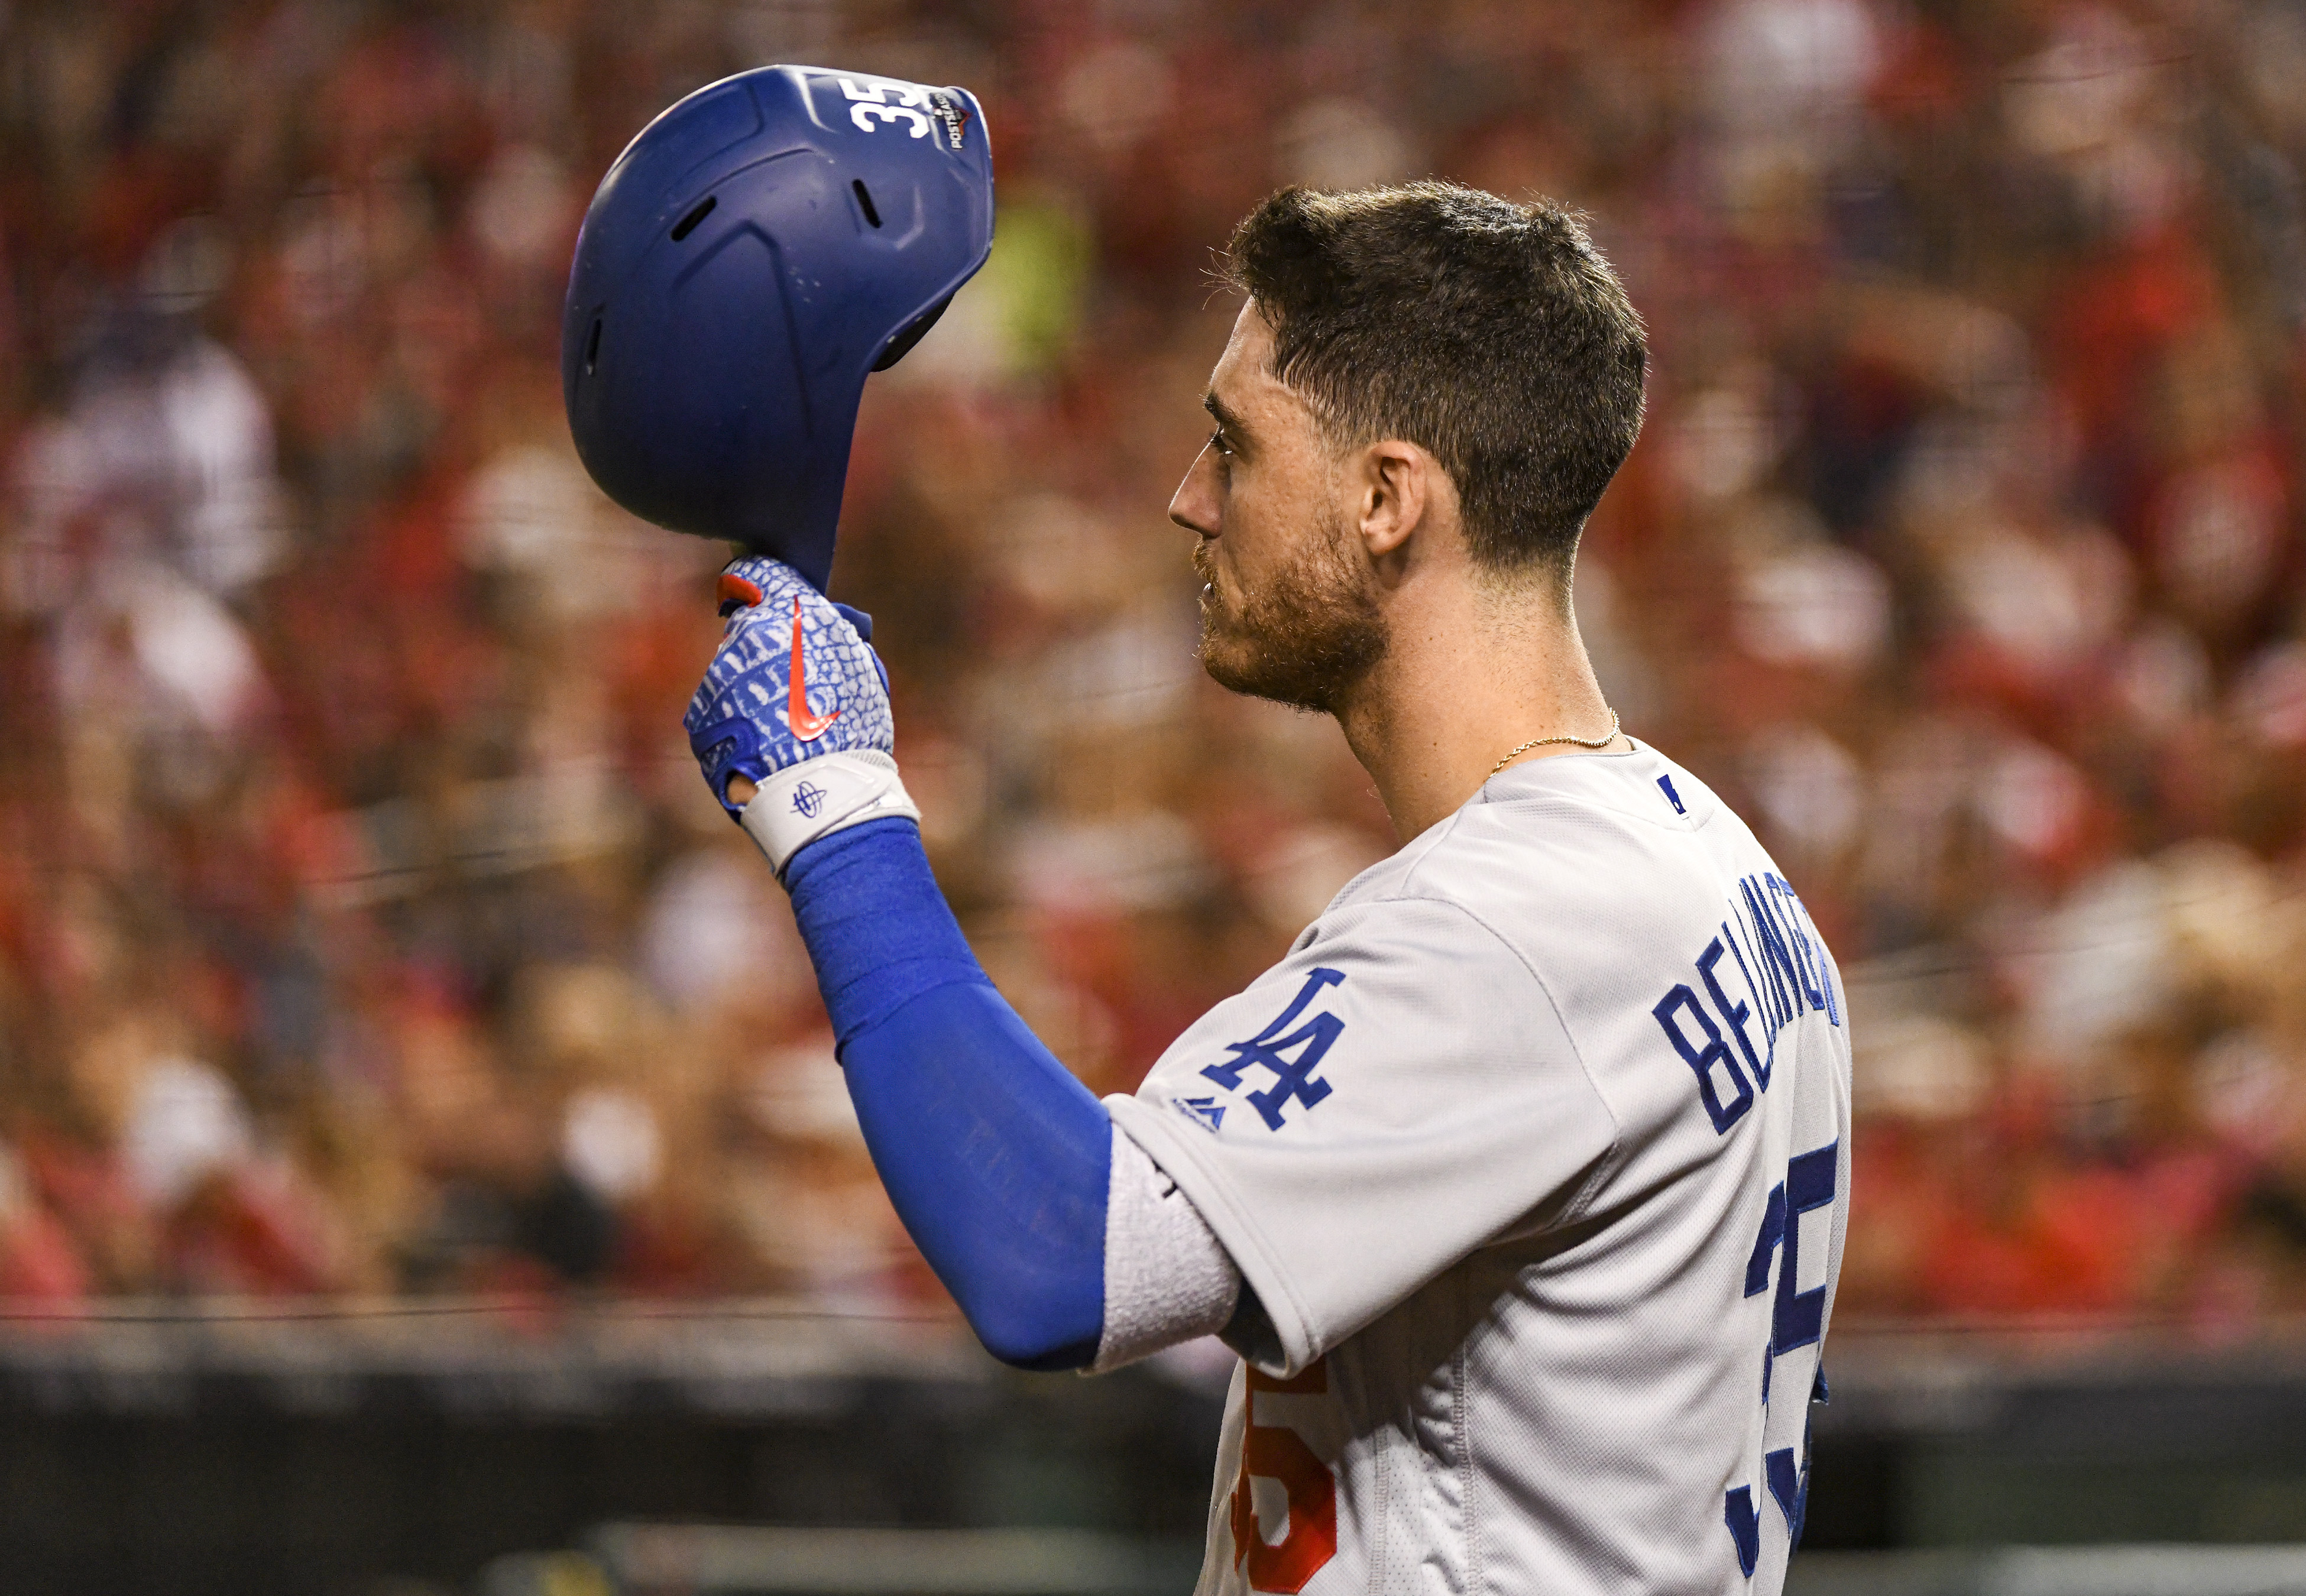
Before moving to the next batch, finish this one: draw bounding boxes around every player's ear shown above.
[1355,439,1429,563]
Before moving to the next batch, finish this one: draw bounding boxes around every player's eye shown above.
[1208,428,1233,459]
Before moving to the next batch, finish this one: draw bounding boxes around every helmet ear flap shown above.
[872,293,956,372]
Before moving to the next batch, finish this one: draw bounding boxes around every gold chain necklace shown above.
[1486,709,1621,777]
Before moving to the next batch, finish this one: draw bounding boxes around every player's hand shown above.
[684,554,918,875]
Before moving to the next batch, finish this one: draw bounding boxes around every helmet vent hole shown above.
[669,196,717,242]
[584,316,603,374]
[852,180,882,228]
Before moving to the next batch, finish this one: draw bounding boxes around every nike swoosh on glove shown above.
[684,555,918,876]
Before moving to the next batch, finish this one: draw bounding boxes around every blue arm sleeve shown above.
[783,818,1109,1371]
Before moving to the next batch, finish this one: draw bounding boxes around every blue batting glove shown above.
[684,556,919,875]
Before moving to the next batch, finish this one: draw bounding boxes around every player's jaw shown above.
[1193,515,1387,715]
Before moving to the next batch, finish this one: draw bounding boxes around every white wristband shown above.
[739,750,922,876]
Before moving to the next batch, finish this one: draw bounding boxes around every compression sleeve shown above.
[782,817,1110,1370]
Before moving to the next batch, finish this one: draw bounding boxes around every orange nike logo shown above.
[786,596,841,741]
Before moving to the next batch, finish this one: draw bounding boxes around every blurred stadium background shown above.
[5,0,2306,1590]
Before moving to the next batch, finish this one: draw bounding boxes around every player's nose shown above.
[1168,442,1220,539]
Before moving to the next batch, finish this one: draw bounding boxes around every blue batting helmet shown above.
[562,65,994,591]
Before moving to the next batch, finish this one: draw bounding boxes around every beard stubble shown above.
[1194,523,1388,715]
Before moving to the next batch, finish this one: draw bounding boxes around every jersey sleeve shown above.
[1106,896,1621,1375]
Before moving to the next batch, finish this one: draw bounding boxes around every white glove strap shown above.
[739,751,921,876]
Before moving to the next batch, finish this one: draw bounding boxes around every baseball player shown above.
[571,68,1852,1596]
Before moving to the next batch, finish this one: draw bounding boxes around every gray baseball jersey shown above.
[1107,739,1853,1596]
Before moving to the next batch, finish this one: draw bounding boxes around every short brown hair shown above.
[1222,182,1647,577]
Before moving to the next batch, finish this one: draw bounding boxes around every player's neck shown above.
[1333,572,1615,842]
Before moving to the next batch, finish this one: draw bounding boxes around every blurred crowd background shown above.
[1,0,2304,1332]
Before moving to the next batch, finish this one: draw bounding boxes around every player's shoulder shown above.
[1290,739,1777,1003]
[1465,736,1731,838]
[1329,739,1748,911]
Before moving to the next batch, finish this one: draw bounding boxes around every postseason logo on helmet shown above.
[928,90,971,151]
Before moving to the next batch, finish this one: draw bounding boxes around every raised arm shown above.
[684,557,1238,1369]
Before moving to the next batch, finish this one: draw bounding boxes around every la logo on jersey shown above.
[1196,968,1346,1132]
